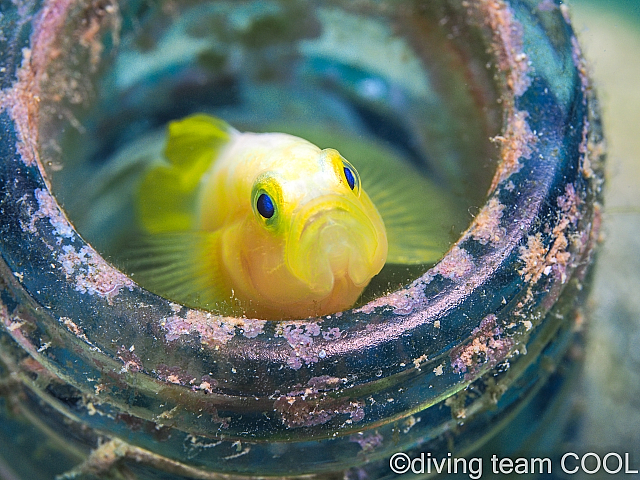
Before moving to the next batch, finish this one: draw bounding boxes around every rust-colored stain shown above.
[60,316,102,351]
[155,364,197,386]
[557,183,581,226]
[579,123,595,179]
[477,0,531,97]
[78,0,121,68]
[468,197,506,245]
[274,394,364,429]
[518,232,548,285]
[519,183,583,288]
[272,374,362,428]
[116,345,143,373]
[572,36,589,92]
[490,110,537,193]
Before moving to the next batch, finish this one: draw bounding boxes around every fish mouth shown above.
[287,195,387,296]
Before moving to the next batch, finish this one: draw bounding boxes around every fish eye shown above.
[256,193,275,218]
[344,166,356,190]
[338,157,361,197]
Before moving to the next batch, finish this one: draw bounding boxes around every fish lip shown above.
[298,206,345,239]
[286,195,386,292]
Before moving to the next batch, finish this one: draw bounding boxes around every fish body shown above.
[135,114,387,319]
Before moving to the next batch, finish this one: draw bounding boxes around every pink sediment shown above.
[57,244,134,302]
[161,311,267,346]
[1,0,76,169]
[357,246,473,317]
[278,322,345,370]
[4,0,132,306]
[431,246,475,280]
[450,314,514,380]
[27,188,75,239]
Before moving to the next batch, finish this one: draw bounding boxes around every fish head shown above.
[244,147,387,314]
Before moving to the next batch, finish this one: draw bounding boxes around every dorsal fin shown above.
[138,114,232,234]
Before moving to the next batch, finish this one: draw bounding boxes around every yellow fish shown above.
[131,114,462,320]
[134,114,386,320]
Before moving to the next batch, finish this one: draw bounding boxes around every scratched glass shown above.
[0,0,604,478]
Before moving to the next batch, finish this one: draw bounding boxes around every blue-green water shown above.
[573,0,640,24]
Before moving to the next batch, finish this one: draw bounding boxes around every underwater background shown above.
[570,0,640,454]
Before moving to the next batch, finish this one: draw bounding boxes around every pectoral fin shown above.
[124,231,233,312]
[359,158,462,265]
